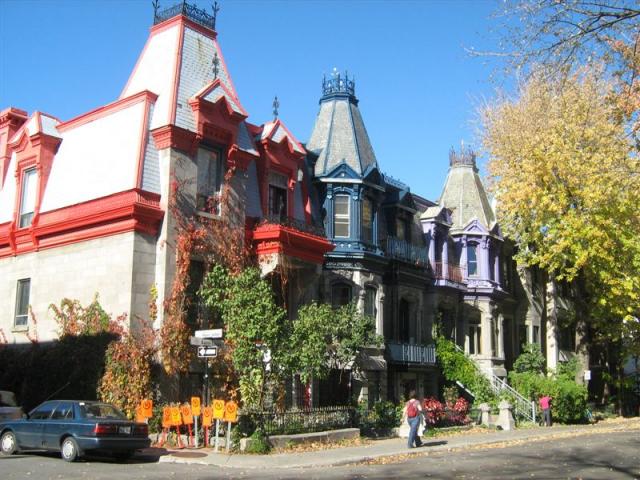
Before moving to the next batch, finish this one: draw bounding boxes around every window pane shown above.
[334,195,349,216]
[362,199,373,243]
[334,195,350,238]
[468,244,478,276]
[196,148,222,213]
[332,283,351,307]
[30,403,55,420]
[269,185,287,219]
[364,286,376,318]
[19,169,37,228]
[15,278,30,327]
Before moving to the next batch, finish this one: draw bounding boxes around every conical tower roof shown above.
[307,71,378,177]
[437,146,496,232]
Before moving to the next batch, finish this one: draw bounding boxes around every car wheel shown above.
[1,431,18,456]
[61,437,80,462]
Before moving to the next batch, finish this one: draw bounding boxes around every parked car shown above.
[0,391,23,421]
[0,400,150,462]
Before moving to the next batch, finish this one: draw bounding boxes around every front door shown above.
[15,401,55,449]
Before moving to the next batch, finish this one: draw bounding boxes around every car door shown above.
[43,402,74,450]
[13,402,56,449]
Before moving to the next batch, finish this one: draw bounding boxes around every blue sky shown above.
[0,0,506,201]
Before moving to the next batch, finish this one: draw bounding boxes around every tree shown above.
[199,265,288,408]
[478,0,640,144]
[480,68,640,370]
[290,302,381,386]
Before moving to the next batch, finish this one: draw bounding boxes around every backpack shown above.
[407,400,418,418]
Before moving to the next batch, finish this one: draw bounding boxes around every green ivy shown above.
[435,336,494,404]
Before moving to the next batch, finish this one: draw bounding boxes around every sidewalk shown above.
[156,417,640,469]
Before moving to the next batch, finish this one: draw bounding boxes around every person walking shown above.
[403,390,424,448]
[539,395,552,426]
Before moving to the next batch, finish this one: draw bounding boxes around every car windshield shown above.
[79,403,126,420]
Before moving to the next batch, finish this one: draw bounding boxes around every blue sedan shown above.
[0,400,150,462]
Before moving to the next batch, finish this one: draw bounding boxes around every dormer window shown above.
[362,198,374,243]
[268,171,288,220]
[334,194,350,238]
[467,243,478,276]
[19,168,37,228]
[196,147,223,215]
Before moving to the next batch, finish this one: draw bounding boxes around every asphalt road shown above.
[1,429,639,479]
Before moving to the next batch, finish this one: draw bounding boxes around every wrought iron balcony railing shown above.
[256,214,326,237]
[433,261,465,283]
[154,1,216,30]
[384,236,429,267]
[386,342,436,365]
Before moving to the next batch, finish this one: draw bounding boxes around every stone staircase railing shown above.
[454,344,537,423]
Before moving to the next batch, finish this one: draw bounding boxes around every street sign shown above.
[195,329,223,339]
[197,346,218,358]
[190,336,215,346]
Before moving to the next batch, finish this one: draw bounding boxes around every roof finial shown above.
[212,52,220,79]
[272,95,280,120]
[212,1,220,30]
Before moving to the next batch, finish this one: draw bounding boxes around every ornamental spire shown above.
[272,95,280,120]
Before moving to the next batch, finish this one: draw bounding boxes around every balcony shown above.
[384,236,428,267]
[433,261,465,283]
[386,342,436,366]
[250,215,333,265]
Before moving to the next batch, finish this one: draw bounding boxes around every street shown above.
[1,428,638,479]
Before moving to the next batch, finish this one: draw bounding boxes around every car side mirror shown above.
[22,413,28,419]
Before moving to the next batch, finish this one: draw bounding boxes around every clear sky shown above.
[0,0,507,201]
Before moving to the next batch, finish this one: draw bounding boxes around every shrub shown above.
[436,336,494,404]
[509,370,588,424]
[244,428,271,454]
[513,343,546,374]
[422,397,446,426]
[357,401,402,436]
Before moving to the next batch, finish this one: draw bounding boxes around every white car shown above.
[0,391,23,421]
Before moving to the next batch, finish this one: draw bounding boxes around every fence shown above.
[239,405,356,436]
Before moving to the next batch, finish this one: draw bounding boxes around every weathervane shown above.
[152,0,160,18]
[272,96,280,120]
[212,1,220,30]
[212,52,220,79]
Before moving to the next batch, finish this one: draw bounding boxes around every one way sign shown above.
[197,346,218,358]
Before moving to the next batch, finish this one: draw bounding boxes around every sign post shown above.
[223,401,238,453]
[191,397,201,448]
[212,399,225,452]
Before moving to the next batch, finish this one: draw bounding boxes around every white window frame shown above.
[19,168,37,228]
[334,194,350,238]
[14,278,30,328]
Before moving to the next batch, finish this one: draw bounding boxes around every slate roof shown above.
[438,148,496,233]
[307,84,378,177]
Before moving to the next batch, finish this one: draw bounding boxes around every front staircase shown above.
[454,345,537,423]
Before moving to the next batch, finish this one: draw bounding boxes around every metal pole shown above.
[194,414,199,448]
[214,419,220,452]
[226,421,231,453]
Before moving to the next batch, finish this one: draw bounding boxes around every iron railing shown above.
[433,261,465,283]
[239,405,356,436]
[386,342,436,365]
[257,214,326,237]
[154,2,215,30]
[384,236,429,267]
[453,344,536,423]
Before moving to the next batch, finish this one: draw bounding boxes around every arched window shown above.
[467,243,478,276]
[331,282,352,308]
[334,194,350,238]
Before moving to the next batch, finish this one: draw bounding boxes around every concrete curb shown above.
[157,418,640,470]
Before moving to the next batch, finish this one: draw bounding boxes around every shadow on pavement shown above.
[8,447,169,464]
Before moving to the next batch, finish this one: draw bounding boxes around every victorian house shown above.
[1,3,585,406]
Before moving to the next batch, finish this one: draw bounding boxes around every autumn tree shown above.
[479,0,640,144]
[480,68,640,361]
